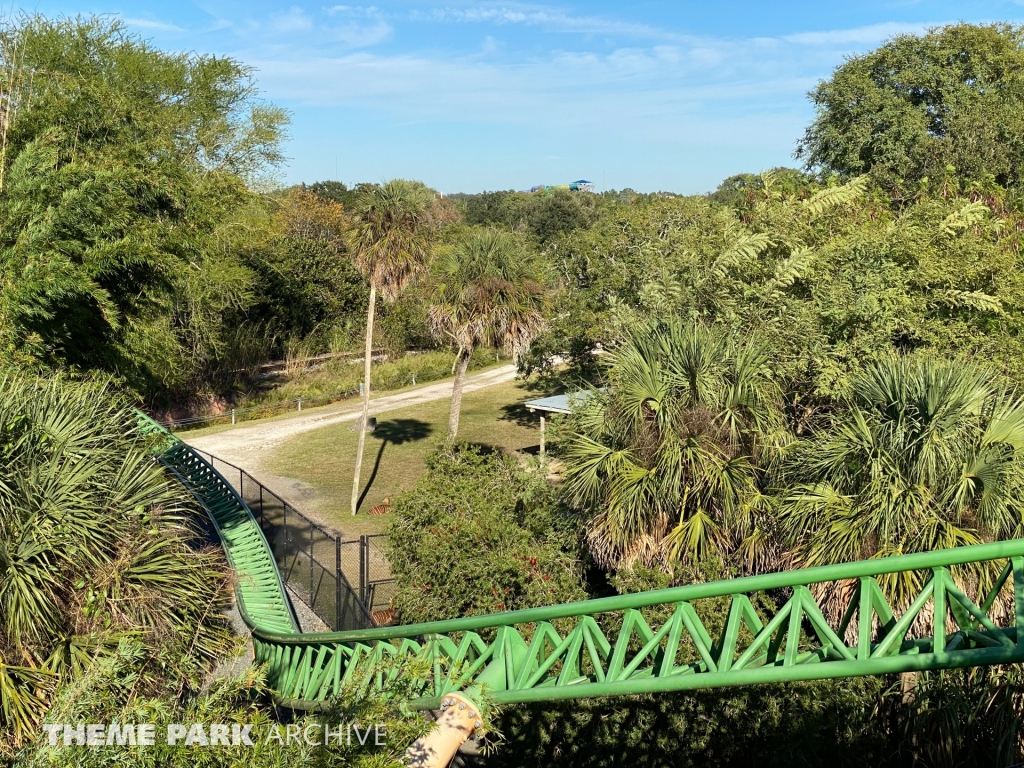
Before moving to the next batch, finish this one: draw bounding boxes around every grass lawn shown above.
[262,378,550,536]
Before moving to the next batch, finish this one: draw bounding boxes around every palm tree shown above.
[779,356,1024,612]
[428,230,546,441]
[561,320,786,573]
[349,180,435,515]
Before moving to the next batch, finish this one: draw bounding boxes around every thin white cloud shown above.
[326,5,384,18]
[783,21,936,45]
[413,4,685,40]
[122,17,185,33]
[202,5,392,48]
[326,20,392,46]
[272,7,315,33]
[247,44,816,137]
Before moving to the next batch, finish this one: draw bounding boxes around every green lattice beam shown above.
[143,414,1024,711]
[254,544,1024,710]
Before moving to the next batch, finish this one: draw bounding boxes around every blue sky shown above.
[16,1,1024,193]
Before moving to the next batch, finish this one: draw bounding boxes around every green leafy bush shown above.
[494,678,892,768]
[11,643,432,768]
[385,445,586,624]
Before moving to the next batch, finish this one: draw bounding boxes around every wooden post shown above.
[359,535,368,607]
[231,408,235,425]
[297,396,302,412]
[540,415,546,457]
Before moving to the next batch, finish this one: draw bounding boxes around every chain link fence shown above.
[191,450,393,632]
[360,534,397,618]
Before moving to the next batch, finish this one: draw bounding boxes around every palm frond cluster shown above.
[562,321,785,572]
[0,373,232,751]
[560,320,1024,617]
[349,179,438,302]
[428,230,547,364]
[782,357,1024,614]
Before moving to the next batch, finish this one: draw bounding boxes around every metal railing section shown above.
[143,414,1024,711]
[253,540,1024,710]
[189,449,375,632]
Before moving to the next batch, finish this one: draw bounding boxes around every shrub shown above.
[385,445,586,624]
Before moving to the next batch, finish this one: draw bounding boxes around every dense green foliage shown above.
[495,679,893,768]
[242,189,366,353]
[495,665,1024,768]
[307,180,375,210]
[10,646,431,768]
[529,176,1024,398]
[780,357,1024,612]
[561,320,784,573]
[798,24,1024,197]
[459,188,601,244]
[0,372,232,753]
[0,16,287,400]
[498,666,1024,767]
[385,446,586,624]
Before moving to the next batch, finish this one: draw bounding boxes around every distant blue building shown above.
[525,180,595,193]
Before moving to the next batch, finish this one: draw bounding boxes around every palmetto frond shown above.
[428,229,547,361]
[0,372,231,745]
[561,320,785,573]
[0,651,53,742]
[350,179,435,300]
[780,356,1024,616]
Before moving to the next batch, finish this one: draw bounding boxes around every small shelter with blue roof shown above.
[523,389,597,456]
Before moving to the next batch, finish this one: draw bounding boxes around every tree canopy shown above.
[798,23,1024,197]
[0,15,288,400]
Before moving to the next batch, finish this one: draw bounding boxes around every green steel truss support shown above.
[143,416,1024,711]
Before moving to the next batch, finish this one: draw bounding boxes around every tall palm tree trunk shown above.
[446,347,472,442]
[351,283,376,515]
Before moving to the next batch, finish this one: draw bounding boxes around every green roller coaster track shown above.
[143,416,1024,712]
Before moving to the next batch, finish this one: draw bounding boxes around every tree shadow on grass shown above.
[356,418,433,511]
[500,401,540,428]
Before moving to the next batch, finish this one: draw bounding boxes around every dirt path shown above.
[184,364,517,475]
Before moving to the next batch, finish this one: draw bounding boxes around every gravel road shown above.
[184,363,517,470]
